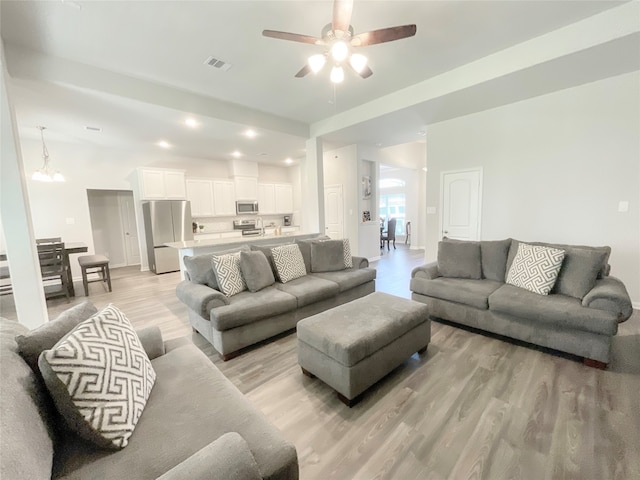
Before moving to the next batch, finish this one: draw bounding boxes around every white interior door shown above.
[441,168,482,240]
[324,185,343,239]
[118,192,141,265]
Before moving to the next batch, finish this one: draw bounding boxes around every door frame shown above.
[439,167,483,241]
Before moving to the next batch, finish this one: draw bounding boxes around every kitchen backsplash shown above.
[193,214,293,233]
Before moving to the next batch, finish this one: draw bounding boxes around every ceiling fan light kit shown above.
[32,126,65,183]
[263,0,416,84]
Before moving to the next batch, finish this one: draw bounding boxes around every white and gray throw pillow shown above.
[211,252,247,297]
[38,304,156,450]
[271,244,307,283]
[342,238,353,268]
[506,243,565,295]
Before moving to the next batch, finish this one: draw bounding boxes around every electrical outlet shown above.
[618,201,629,213]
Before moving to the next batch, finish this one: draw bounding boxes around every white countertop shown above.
[165,231,320,250]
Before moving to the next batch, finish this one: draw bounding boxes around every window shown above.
[379,193,405,235]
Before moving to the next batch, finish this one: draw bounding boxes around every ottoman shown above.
[297,292,430,406]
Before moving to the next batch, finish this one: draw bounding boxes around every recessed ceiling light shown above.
[158,140,171,149]
[284,158,293,165]
[375,143,383,147]
[231,150,242,158]
[417,130,426,136]
[422,167,428,172]
[244,129,257,138]
[184,118,199,128]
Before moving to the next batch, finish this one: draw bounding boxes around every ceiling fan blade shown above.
[332,0,353,34]
[295,64,312,78]
[262,30,325,45]
[351,25,417,46]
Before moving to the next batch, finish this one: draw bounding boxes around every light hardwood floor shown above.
[2,245,639,479]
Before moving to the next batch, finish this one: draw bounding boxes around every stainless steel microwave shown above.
[236,201,259,215]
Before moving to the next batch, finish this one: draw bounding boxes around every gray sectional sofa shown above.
[1,302,298,480]
[410,238,633,367]
[176,237,376,360]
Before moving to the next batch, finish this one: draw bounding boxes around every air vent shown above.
[85,126,102,132]
[204,56,232,71]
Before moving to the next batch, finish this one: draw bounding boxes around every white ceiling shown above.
[1,0,635,164]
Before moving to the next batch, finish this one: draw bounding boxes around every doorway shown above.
[324,185,344,239]
[87,190,141,267]
[440,168,483,240]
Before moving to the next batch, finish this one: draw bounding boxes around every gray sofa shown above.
[1,302,298,480]
[410,238,633,368]
[176,237,376,360]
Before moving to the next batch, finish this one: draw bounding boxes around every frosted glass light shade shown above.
[308,54,326,73]
[349,53,368,73]
[330,66,344,83]
[330,41,349,62]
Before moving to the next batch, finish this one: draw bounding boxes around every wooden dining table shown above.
[0,242,88,297]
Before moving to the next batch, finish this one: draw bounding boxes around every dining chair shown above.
[405,221,411,245]
[37,242,70,302]
[381,218,397,251]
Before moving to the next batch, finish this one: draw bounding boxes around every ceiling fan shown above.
[262,0,417,83]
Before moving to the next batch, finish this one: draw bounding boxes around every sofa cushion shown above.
[210,286,297,331]
[184,246,249,289]
[271,244,307,283]
[39,304,156,450]
[52,344,298,480]
[410,277,504,310]
[274,275,340,308]
[1,318,55,480]
[157,432,262,480]
[506,243,564,295]
[310,240,346,272]
[311,267,376,293]
[212,252,247,297]
[489,284,618,336]
[16,300,98,373]
[240,250,275,293]
[480,239,512,282]
[438,240,482,279]
[296,236,330,273]
[553,247,610,299]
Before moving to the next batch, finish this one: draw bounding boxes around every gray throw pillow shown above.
[16,301,98,374]
[296,236,330,273]
[310,240,346,272]
[183,246,249,289]
[480,239,512,281]
[437,241,482,279]
[553,247,610,299]
[240,250,275,292]
[250,244,291,281]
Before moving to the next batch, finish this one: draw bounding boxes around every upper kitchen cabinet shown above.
[186,179,215,217]
[234,176,258,200]
[274,184,294,214]
[212,180,236,216]
[138,168,186,200]
[258,183,276,214]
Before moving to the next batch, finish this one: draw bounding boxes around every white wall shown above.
[426,71,640,304]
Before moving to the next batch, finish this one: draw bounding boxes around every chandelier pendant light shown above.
[32,126,65,182]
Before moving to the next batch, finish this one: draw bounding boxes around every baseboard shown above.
[633,301,640,310]
[369,255,382,262]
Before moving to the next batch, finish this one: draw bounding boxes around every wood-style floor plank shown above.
[2,244,639,479]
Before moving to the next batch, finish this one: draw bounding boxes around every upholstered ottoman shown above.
[297,292,430,406]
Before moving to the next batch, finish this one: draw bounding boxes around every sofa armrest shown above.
[351,256,369,269]
[136,326,165,360]
[176,281,230,319]
[156,432,261,480]
[412,262,440,280]
[582,276,633,323]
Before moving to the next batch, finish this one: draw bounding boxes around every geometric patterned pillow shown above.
[271,244,307,283]
[211,252,247,297]
[342,238,353,268]
[506,243,565,295]
[38,304,156,450]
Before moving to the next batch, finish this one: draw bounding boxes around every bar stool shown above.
[78,254,112,296]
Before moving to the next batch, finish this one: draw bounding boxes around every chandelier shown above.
[32,126,65,182]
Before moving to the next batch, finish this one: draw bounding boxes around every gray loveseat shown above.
[176,237,376,360]
[1,302,298,480]
[410,238,633,368]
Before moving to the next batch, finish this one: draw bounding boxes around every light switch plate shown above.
[65,217,75,225]
[618,201,629,213]
[427,207,436,215]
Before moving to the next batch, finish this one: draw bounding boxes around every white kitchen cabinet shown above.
[212,181,236,216]
[139,168,186,200]
[234,176,258,200]
[186,179,215,217]
[258,183,276,214]
[274,184,294,214]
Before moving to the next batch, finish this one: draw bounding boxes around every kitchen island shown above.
[165,231,321,279]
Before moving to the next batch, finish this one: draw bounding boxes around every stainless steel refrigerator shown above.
[142,200,193,274]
